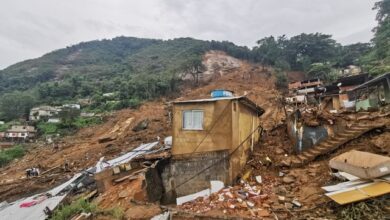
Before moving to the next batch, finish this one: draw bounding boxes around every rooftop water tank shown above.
[211,89,234,98]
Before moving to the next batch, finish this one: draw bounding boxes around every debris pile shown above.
[323,150,390,205]
[178,177,276,218]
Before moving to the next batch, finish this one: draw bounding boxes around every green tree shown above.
[372,0,390,59]
[336,43,372,67]
[58,107,81,128]
[254,36,283,68]
[360,0,390,75]
[307,63,339,83]
[285,33,338,70]
[0,92,36,121]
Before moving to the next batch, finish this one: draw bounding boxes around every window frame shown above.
[182,109,204,130]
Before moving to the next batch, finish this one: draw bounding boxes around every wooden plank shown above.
[325,182,390,205]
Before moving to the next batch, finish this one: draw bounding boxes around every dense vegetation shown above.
[0,37,251,121]
[0,0,388,121]
[37,117,103,136]
[253,0,389,86]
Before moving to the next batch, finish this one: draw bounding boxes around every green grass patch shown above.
[51,199,97,220]
[37,122,59,135]
[0,145,25,167]
[0,123,9,132]
[72,117,103,129]
[51,199,124,220]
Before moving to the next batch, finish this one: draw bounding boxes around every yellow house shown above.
[162,95,264,201]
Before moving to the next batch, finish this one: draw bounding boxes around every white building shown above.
[62,104,81,109]
[29,106,61,121]
[5,125,36,140]
[48,118,61,123]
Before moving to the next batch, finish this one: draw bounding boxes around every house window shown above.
[182,110,204,130]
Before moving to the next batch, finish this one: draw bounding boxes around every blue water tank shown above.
[211,90,234,98]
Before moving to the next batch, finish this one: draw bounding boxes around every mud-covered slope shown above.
[0,51,282,202]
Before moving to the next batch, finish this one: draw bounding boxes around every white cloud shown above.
[0,0,377,69]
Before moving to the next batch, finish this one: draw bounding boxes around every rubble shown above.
[177,179,275,218]
[282,176,295,184]
[132,119,150,132]
[255,175,262,184]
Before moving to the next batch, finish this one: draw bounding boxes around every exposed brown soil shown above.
[0,51,282,204]
[1,51,389,220]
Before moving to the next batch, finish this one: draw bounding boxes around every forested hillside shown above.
[0,37,251,120]
[0,0,388,121]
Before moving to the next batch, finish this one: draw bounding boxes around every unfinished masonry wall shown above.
[161,150,229,204]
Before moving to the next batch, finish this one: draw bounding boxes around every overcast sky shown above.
[0,0,378,69]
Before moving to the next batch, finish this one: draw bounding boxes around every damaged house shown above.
[320,73,369,111]
[162,91,264,203]
[286,78,323,105]
[5,125,36,141]
[348,72,390,111]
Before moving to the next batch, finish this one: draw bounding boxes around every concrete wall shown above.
[172,100,232,156]
[161,150,229,203]
[286,111,328,153]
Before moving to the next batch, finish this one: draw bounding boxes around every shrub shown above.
[37,122,58,135]
[274,69,288,89]
[51,199,97,220]
[73,117,102,129]
[0,145,25,167]
[0,123,9,132]
[51,199,124,220]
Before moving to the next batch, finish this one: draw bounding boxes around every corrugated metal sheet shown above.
[95,141,159,173]
[0,141,161,219]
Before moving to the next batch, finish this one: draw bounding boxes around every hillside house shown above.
[29,106,61,121]
[5,125,36,141]
[62,104,81,109]
[29,104,81,122]
[348,73,390,111]
[337,73,369,107]
[342,65,362,75]
[319,74,370,112]
[288,78,323,95]
[162,93,264,202]
[47,118,61,123]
